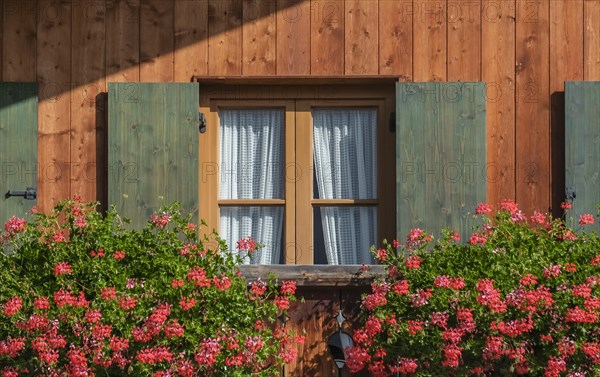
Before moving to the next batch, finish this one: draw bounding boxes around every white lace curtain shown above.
[313,109,377,265]
[219,109,284,264]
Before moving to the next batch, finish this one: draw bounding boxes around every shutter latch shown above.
[565,187,576,201]
[198,113,207,133]
[5,187,37,200]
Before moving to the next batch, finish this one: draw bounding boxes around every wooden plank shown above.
[106,0,140,83]
[208,0,243,76]
[70,0,106,203]
[240,265,385,286]
[2,0,37,81]
[482,0,515,208]
[311,0,345,75]
[447,0,481,81]
[397,82,486,242]
[37,0,72,211]
[344,0,378,75]
[276,0,310,75]
[140,0,174,82]
[0,83,38,223]
[565,82,600,234]
[550,0,583,216]
[378,0,412,80]
[286,287,340,377]
[174,0,209,81]
[585,0,600,80]
[515,0,550,214]
[413,0,446,81]
[242,0,277,76]
[108,83,199,229]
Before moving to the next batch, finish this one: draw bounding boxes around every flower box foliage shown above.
[350,200,600,377]
[0,198,301,376]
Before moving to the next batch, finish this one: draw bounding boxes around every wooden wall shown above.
[2,0,599,215]
[1,1,600,375]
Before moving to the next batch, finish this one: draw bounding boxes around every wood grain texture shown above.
[286,288,340,377]
[208,0,243,76]
[37,0,72,211]
[240,264,385,286]
[311,0,345,75]
[2,0,37,81]
[515,0,550,214]
[106,0,140,83]
[585,0,600,80]
[108,83,199,229]
[550,0,583,216]
[565,82,600,234]
[482,0,515,208]
[413,0,446,81]
[378,0,412,79]
[344,0,378,75]
[140,0,174,82]
[0,83,38,224]
[397,82,487,242]
[174,0,209,81]
[243,0,277,75]
[447,0,481,81]
[70,0,106,202]
[276,0,310,75]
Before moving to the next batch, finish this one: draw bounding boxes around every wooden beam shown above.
[239,264,386,286]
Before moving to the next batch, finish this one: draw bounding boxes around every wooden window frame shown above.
[199,84,396,264]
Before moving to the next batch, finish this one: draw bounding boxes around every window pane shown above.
[219,109,285,199]
[220,206,284,264]
[313,108,377,199]
[313,206,376,265]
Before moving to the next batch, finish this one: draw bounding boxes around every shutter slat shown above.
[396,82,487,243]
[108,83,199,229]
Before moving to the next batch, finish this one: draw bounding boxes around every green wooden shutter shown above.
[0,83,38,224]
[108,83,199,229]
[396,82,487,242]
[565,81,600,233]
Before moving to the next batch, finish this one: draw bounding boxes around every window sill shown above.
[239,264,386,287]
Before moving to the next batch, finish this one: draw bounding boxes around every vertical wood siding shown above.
[1,0,596,215]
[1,2,600,375]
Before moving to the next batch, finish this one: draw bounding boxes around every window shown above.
[199,84,396,264]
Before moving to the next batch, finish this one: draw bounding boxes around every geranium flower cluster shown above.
[0,199,299,376]
[348,200,600,376]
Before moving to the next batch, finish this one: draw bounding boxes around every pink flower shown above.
[579,214,595,226]
[405,255,422,269]
[171,279,184,288]
[280,280,297,295]
[2,296,22,317]
[118,296,137,311]
[33,297,50,310]
[561,201,572,210]
[406,228,432,248]
[499,199,519,214]
[113,250,126,260]
[53,262,72,276]
[179,297,196,311]
[236,236,258,253]
[469,232,487,245]
[274,296,290,310]
[74,216,87,228]
[4,217,25,234]
[51,230,66,243]
[101,287,117,300]
[150,212,171,229]
[475,203,492,214]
